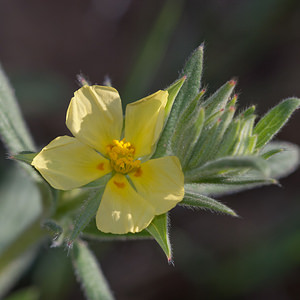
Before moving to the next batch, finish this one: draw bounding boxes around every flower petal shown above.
[66,85,123,155]
[32,136,112,190]
[96,173,155,234]
[129,156,184,215]
[125,90,168,158]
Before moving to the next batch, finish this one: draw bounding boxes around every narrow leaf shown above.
[216,120,241,158]
[172,90,205,141]
[11,151,37,165]
[154,44,204,157]
[254,98,300,149]
[197,106,236,165]
[202,80,236,117]
[72,241,114,300]
[0,63,35,153]
[187,121,220,169]
[186,155,270,182]
[181,190,238,216]
[242,105,256,118]
[180,108,205,168]
[68,189,104,247]
[233,115,256,155]
[261,141,300,179]
[164,76,186,120]
[184,176,276,197]
[146,213,172,262]
[261,148,283,160]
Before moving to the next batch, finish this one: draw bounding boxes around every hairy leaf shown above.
[146,213,172,262]
[181,190,238,216]
[254,98,300,149]
[72,241,114,300]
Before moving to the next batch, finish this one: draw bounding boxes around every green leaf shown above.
[146,213,172,262]
[11,151,37,165]
[187,120,221,169]
[82,220,152,241]
[154,44,204,157]
[164,76,186,120]
[232,115,256,155]
[184,176,276,197]
[242,105,256,118]
[71,241,114,300]
[3,287,39,300]
[185,156,270,182]
[181,190,238,216]
[177,44,204,111]
[0,168,42,255]
[216,120,241,158]
[0,63,35,153]
[202,80,236,117]
[261,141,300,179]
[261,148,283,160]
[174,107,205,168]
[0,170,45,297]
[172,90,205,143]
[68,189,104,247]
[192,106,236,166]
[254,98,300,149]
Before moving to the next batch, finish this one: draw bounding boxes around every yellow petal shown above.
[32,136,112,190]
[96,173,155,234]
[124,90,168,158]
[129,156,184,215]
[66,85,123,155]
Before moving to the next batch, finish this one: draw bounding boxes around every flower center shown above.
[107,139,141,174]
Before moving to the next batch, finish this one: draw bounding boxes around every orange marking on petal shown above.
[134,167,143,177]
[97,163,105,170]
[114,181,125,188]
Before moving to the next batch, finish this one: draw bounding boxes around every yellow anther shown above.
[107,139,140,174]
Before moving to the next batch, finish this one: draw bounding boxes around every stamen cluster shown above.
[107,139,140,174]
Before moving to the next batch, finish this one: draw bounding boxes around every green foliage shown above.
[181,190,238,216]
[254,98,300,149]
[12,151,37,164]
[0,64,35,154]
[71,241,114,300]
[68,189,105,248]
[154,44,204,158]
[0,42,299,299]
[164,76,186,121]
[185,156,270,182]
[146,213,172,262]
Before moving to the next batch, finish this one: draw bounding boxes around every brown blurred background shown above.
[0,0,300,299]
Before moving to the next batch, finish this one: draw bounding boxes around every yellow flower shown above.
[32,85,184,234]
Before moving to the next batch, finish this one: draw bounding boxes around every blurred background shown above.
[0,0,300,299]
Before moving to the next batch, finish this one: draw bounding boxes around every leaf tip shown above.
[198,42,205,50]
[230,210,240,218]
[66,239,74,253]
[168,256,174,266]
[229,78,238,86]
